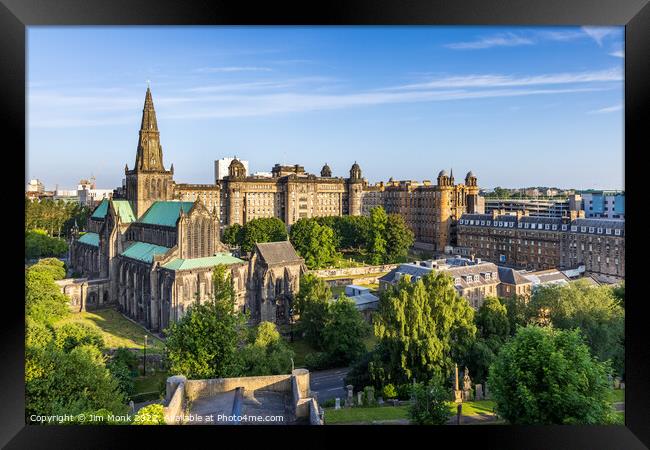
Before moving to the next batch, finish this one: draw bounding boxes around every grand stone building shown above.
[69,87,306,331]
[360,170,483,252]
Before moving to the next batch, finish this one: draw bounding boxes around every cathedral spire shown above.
[135,86,165,172]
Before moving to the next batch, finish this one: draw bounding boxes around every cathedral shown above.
[68,86,484,330]
[68,87,306,331]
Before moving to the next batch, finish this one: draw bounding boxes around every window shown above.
[545,224,550,230]
[571,225,577,232]
[525,223,530,229]
[606,228,612,235]
[487,221,491,226]
[552,224,558,230]
[615,229,622,236]
[481,220,485,225]
[597,227,603,234]
[518,222,523,228]
[581,226,587,232]
[589,227,595,233]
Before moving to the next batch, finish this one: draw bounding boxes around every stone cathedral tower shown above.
[125,86,174,218]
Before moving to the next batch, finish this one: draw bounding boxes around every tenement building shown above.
[69,87,306,331]
[456,211,624,283]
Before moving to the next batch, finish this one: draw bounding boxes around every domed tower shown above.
[320,163,332,178]
[350,161,362,181]
[347,161,363,216]
[465,171,477,187]
[464,170,481,213]
[228,158,247,179]
[437,169,450,187]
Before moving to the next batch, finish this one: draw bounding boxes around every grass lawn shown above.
[57,307,165,354]
[131,370,168,402]
[608,389,624,403]
[324,400,497,424]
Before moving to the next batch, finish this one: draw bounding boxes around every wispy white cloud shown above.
[445,33,534,50]
[581,27,618,46]
[609,50,625,58]
[193,66,273,73]
[383,68,622,91]
[588,104,623,114]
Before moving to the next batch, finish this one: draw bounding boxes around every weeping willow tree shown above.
[373,271,476,384]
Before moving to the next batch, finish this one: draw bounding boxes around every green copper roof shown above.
[121,241,170,263]
[112,200,136,223]
[90,199,109,219]
[138,201,195,227]
[78,232,99,247]
[162,253,244,271]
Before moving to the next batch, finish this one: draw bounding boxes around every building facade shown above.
[577,191,625,219]
[69,87,306,331]
[484,197,582,219]
[456,211,624,282]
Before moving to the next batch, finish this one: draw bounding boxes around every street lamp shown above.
[143,335,148,376]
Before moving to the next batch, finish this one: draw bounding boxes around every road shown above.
[310,368,350,403]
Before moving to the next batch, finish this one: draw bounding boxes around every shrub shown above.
[407,380,451,425]
[396,383,412,401]
[132,403,166,425]
[382,383,398,399]
[53,322,104,352]
[304,352,331,371]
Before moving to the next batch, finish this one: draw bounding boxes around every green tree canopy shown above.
[407,380,452,425]
[374,271,476,384]
[221,223,243,247]
[25,263,70,324]
[240,217,288,253]
[289,219,340,269]
[529,280,624,376]
[488,326,614,424]
[320,295,371,367]
[368,206,388,265]
[384,214,415,263]
[241,321,295,376]
[26,229,68,261]
[164,264,246,379]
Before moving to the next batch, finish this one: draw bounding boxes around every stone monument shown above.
[462,367,473,401]
[357,391,363,406]
[484,381,490,399]
[453,363,463,403]
[345,385,354,407]
[335,398,341,410]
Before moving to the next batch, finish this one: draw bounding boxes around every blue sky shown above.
[27,26,624,190]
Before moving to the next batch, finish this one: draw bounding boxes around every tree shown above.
[488,326,615,424]
[367,207,388,265]
[529,280,624,376]
[384,214,415,263]
[26,344,127,420]
[289,219,340,269]
[164,264,246,379]
[500,294,532,335]
[241,321,295,376]
[611,281,624,308]
[294,273,332,316]
[25,264,70,324]
[222,223,243,247]
[374,271,476,384]
[25,229,68,260]
[320,296,371,367]
[407,380,452,425]
[476,296,510,341]
[240,217,288,253]
[53,322,104,353]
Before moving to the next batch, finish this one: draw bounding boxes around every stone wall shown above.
[184,374,293,402]
[311,264,398,279]
[163,375,186,424]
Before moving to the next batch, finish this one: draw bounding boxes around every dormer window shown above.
[487,221,491,226]
[455,277,461,285]
[571,225,578,232]
[597,227,603,234]
[481,220,485,226]
[581,227,587,232]
[589,227,595,233]
[606,228,612,235]
[545,224,550,230]
[614,229,622,236]
[552,224,558,230]
[518,222,523,228]
[525,223,530,229]
[562,224,568,231]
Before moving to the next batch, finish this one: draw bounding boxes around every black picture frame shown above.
[2,0,648,448]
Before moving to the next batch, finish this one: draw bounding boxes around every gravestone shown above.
[345,385,354,407]
[377,397,384,406]
[366,387,375,405]
[484,382,490,399]
[475,384,483,401]
[129,400,135,414]
[614,377,621,389]
[357,391,363,406]
[335,398,341,410]
[620,382,625,390]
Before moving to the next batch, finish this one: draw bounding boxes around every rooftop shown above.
[121,241,170,263]
[90,199,109,219]
[162,253,245,271]
[112,200,136,223]
[138,201,195,227]
[77,232,99,247]
[255,241,303,265]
